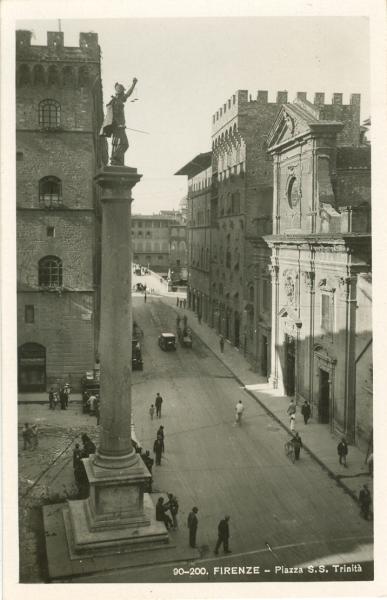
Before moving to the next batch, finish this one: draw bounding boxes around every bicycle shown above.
[284,440,296,463]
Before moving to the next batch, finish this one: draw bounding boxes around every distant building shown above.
[131,212,187,277]
[265,93,371,447]
[175,152,212,319]
[16,30,105,392]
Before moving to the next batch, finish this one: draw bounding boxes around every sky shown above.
[16,17,370,214]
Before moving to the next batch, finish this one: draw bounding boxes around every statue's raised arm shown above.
[123,78,138,102]
[100,78,138,166]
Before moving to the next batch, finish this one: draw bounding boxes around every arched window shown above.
[39,99,61,129]
[47,65,60,86]
[39,176,62,207]
[33,64,45,86]
[18,64,30,86]
[38,256,63,287]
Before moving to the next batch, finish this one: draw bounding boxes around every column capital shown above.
[94,165,142,196]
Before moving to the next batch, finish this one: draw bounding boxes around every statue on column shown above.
[100,78,138,166]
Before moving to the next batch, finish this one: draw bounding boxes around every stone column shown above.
[269,259,279,389]
[66,166,169,555]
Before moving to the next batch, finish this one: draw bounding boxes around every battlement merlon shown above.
[16,30,100,61]
[212,89,291,135]
[212,89,362,145]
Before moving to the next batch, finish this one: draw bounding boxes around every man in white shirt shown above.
[235,400,244,425]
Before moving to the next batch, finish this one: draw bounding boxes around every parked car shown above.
[81,371,100,414]
[158,332,176,351]
[132,339,143,370]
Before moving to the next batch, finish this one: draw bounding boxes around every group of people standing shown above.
[48,383,71,410]
[176,297,187,309]
[156,493,179,530]
[187,507,232,554]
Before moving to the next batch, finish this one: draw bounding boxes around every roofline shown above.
[174,152,212,177]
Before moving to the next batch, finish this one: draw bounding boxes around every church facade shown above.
[265,94,371,446]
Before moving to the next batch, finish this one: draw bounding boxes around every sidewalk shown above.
[166,298,372,505]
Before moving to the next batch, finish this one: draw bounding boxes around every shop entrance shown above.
[285,335,295,396]
[318,368,330,423]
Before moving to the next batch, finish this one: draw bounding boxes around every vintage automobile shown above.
[132,338,143,370]
[158,332,176,351]
[178,327,192,348]
[81,371,100,414]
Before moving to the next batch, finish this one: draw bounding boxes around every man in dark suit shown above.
[187,506,199,548]
[214,515,231,554]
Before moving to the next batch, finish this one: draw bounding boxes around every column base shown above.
[65,453,168,556]
[65,494,169,558]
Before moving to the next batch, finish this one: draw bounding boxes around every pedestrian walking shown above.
[214,515,231,554]
[291,432,303,460]
[183,314,188,329]
[48,387,55,410]
[176,297,180,307]
[180,299,183,308]
[290,414,296,432]
[198,312,202,324]
[30,424,39,449]
[149,404,155,420]
[359,484,371,520]
[157,425,165,453]
[287,399,296,417]
[187,506,199,548]
[22,423,32,450]
[63,383,71,408]
[165,492,179,529]
[60,387,67,410]
[301,400,311,425]
[219,335,225,353]
[155,497,173,529]
[235,400,244,425]
[183,299,187,309]
[53,391,59,409]
[153,436,163,466]
[155,392,163,418]
[144,291,147,303]
[87,393,97,415]
[337,437,348,467]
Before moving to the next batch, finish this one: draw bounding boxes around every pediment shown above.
[267,105,314,150]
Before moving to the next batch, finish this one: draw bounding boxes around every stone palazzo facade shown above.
[16,30,105,391]
[265,94,371,446]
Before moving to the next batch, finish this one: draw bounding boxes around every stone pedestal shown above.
[64,165,169,556]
